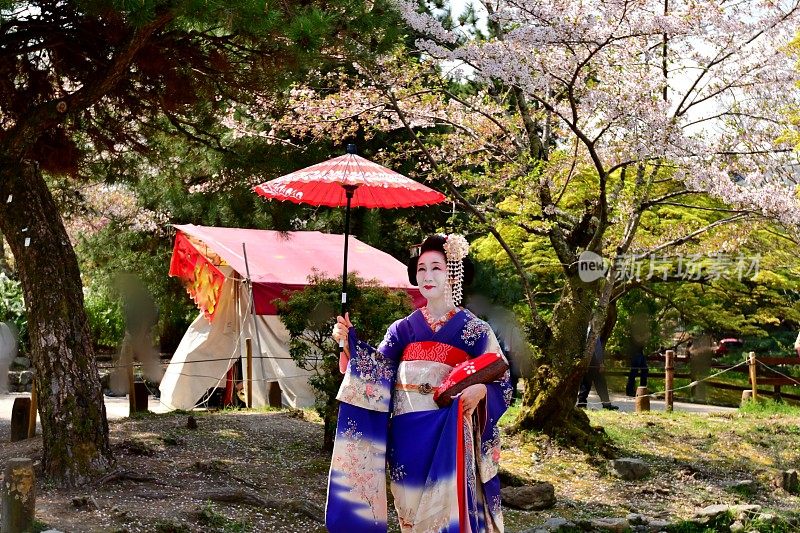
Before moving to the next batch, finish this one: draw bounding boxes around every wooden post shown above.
[246,338,253,408]
[134,382,149,412]
[127,363,136,416]
[774,385,783,402]
[748,351,758,402]
[27,378,37,438]
[635,386,650,412]
[665,349,674,412]
[9,398,31,442]
[1,458,35,533]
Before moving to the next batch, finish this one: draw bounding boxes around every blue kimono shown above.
[326,308,512,532]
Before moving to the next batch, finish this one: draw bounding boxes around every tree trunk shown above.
[509,277,612,454]
[0,158,112,484]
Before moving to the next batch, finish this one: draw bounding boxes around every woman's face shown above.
[416,250,449,302]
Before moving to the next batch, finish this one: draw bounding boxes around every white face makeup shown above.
[416,250,449,303]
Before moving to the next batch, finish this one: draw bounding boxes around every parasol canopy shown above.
[253,151,446,208]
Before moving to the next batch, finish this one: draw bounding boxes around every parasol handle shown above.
[339,183,358,372]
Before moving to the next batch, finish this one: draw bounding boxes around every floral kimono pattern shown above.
[326,308,512,533]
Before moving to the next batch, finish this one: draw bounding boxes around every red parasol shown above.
[253,145,447,367]
[253,149,445,208]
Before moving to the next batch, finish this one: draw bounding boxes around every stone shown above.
[730,504,761,520]
[646,519,670,532]
[542,517,576,531]
[71,495,99,510]
[500,482,556,510]
[728,479,755,493]
[730,520,745,533]
[12,357,30,369]
[626,513,647,525]
[590,517,630,532]
[18,370,32,385]
[110,505,128,519]
[695,504,730,518]
[610,458,650,481]
[756,513,775,523]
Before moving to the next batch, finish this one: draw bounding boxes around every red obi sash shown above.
[401,341,470,367]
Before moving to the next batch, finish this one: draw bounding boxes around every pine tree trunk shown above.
[0,158,112,484]
[510,277,612,454]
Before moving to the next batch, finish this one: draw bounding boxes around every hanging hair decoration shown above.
[442,234,469,306]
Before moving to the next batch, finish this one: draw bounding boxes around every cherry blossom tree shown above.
[226,0,800,442]
[384,0,800,441]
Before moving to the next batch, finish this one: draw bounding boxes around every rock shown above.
[728,479,756,493]
[626,513,647,525]
[18,370,32,385]
[729,520,745,532]
[730,504,761,520]
[646,519,670,532]
[41,530,66,533]
[610,458,650,481]
[500,482,556,510]
[71,495,99,510]
[542,517,576,531]
[695,504,760,521]
[590,517,630,532]
[695,504,730,518]
[12,357,30,369]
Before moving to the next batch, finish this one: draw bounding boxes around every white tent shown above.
[159,224,421,409]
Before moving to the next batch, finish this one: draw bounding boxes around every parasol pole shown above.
[242,242,264,407]
[339,184,358,362]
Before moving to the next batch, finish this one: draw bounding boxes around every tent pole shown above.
[242,243,264,407]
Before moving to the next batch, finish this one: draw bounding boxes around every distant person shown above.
[576,334,618,410]
[625,313,650,397]
[0,321,18,394]
[110,274,162,395]
[689,334,713,403]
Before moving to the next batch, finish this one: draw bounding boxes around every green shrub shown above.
[0,273,28,354]
[83,283,125,350]
[276,273,413,451]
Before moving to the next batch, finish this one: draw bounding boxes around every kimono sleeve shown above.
[335,319,403,412]
[477,328,513,483]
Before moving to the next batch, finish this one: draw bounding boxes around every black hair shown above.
[407,234,475,286]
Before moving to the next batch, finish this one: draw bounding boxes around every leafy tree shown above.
[373,0,800,446]
[276,274,413,451]
[0,0,399,484]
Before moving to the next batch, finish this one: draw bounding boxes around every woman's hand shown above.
[459,383,487,418]
[332,312,353,344]
[333,312,353,374]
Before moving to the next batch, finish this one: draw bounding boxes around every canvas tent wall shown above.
[159,224,422,409]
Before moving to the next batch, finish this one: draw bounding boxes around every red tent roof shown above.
[170,224,423,315]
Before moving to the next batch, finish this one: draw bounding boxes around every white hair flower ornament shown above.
[443,234,469,306]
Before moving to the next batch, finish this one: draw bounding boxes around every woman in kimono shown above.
[326,234,513,533]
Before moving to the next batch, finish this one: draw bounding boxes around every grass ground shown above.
[499,400,800,532]
[5,399,799,532]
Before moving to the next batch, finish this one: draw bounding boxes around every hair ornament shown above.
[442,234,469,306]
